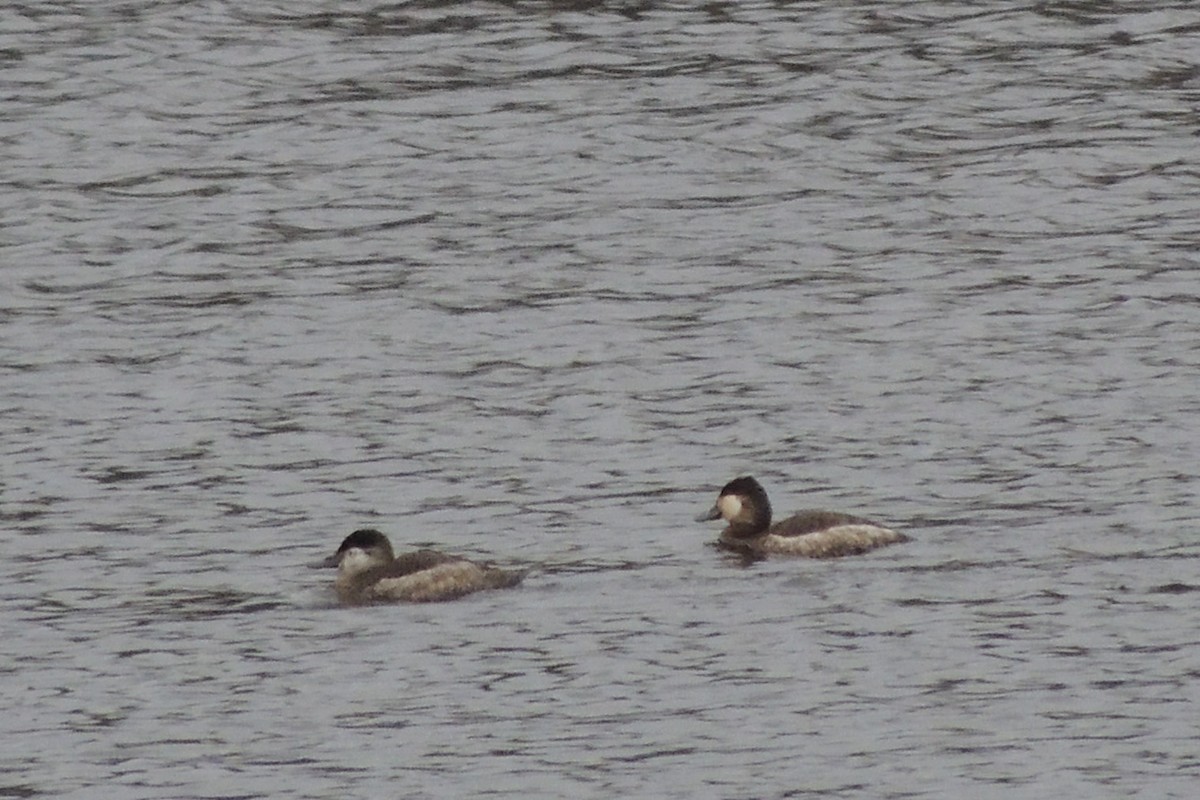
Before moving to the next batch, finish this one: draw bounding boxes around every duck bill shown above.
[311,553,340,569]
[696,504,722,522]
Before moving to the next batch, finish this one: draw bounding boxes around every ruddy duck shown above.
[698,476,908,557]
[320,528,524,604]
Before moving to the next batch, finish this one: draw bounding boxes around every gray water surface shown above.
[3,2,1199,798]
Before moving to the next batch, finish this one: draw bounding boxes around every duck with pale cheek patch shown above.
[699,476,908,558]
[319,528,524,604]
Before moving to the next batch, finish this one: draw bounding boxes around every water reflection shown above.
[4,1,1199,797]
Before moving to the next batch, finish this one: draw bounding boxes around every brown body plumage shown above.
[699,476,908,558]
[321,529,524,604]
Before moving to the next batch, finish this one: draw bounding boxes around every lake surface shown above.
[3,1,1199,797]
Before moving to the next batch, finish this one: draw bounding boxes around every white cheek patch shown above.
[338,547,374,575]
[716,494,743,521]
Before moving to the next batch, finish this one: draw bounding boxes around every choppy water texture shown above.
[3,1,1200,797]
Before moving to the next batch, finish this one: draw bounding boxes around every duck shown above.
[698,476,908,557]
[319,528,524,604]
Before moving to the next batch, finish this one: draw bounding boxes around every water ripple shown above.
[4,1,1200,798]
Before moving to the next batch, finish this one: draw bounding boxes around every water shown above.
[3,1,1199,797]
